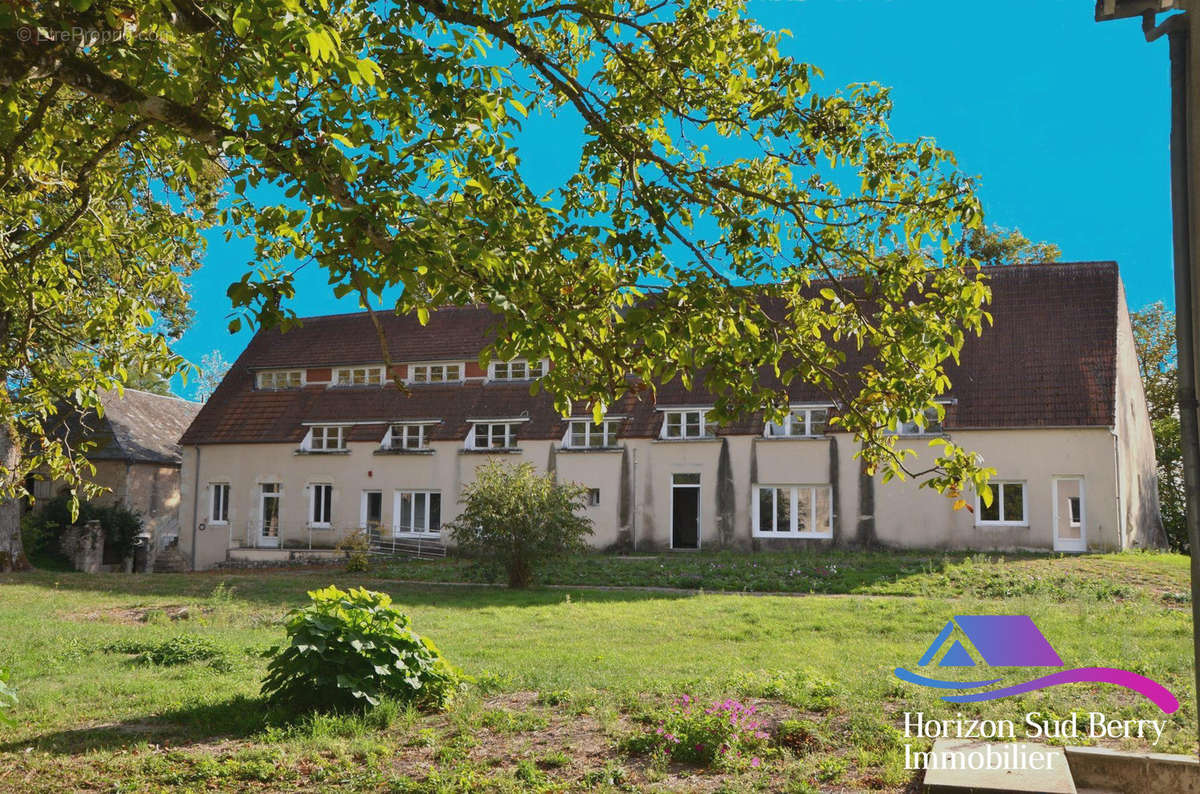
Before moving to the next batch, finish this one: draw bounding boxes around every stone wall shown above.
[58,520,104,573]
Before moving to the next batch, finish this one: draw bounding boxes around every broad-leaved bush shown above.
[262,586,462,712]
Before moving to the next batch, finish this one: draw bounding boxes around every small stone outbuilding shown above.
[32,388,202,562]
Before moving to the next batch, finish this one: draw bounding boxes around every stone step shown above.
[153,546,189,573]
[923,739,1076,793]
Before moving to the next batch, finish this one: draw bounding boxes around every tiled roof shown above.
[180,261,1121,445]
[65,388,203,465]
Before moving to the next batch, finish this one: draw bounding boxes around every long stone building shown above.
[179,261,1165,570]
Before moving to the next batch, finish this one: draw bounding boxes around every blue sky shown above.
[174,0,1171,398]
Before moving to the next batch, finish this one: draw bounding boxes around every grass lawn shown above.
[0,552,1194,792]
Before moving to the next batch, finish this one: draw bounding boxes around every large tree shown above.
[0,0,996,568]
[961,224,1061,267]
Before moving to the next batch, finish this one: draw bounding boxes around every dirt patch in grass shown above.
[379,692,876,792]
[2,691,909,792]
[70,604,212,624]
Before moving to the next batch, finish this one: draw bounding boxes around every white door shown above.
[259,483,281,548]
[1052,477,1086,552]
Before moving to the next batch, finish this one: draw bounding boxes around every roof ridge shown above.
[110,386,201,405]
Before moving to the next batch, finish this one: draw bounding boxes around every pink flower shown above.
[751,757,761,768]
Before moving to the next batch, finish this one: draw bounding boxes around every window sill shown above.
[307,525,334,530]
[759,435,829,441]
[974,522,1029,528]
[294,449,351,455]
[654,437,721,443]
[558,446,623,453]
[374,448,435,455]
[752,532,833,540]
[460,448,523,454]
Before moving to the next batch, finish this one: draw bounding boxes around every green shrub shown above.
[261,585,463,712]
[447,460,593,588]
[337,529,371,573]
[0,668,17,725]
[104,635,230,670]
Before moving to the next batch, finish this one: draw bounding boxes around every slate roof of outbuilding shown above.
[64,388,203,465]
[180,261,1122,445]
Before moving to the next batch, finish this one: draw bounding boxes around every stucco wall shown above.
[181,421,1153,569]
[1113,281,1167,548]
[871,429,1121,551]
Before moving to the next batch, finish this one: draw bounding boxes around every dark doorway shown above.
[365,491,383,529]
[671,473,701,549]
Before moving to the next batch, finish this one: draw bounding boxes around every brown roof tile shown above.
[180,261,1121,445]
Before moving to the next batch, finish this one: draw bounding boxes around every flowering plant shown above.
[626,695,770,768]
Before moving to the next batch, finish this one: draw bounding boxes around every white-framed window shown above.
[490,359,547,381]
[752,485,833,539]
[386,423,431,450]
[564,419,621,449]
[210,482,230,524]
[394,490,441,534]
[309,483,333,528]
[588,488,601,506]
[765,407,829,438]
[1068,496,1082,527]
[335,366,383,386]
[409,363,463,383]
[661,409,713,440]
[976,481,1027,526]
[257,370,303,389]
[892,405,945,436]
[468,422,520,450]
[305,425,348,452]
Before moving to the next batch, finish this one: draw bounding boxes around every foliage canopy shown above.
[2,0,998,557]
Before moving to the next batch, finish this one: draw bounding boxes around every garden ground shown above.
[0,550,1194,792]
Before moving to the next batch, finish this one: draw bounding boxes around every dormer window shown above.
[765,407,829,438]
[410,363,462,383]
[892,405,945,436]
[385,423,432,451]
[564,419,621,449]
[258,370,303,389]
[304,425,348,452]
[467,421,521,450]
[490,359,547,381]
[660,409,713,440]
[335,366,383,386]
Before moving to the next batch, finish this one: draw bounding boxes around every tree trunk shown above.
[0,416,30,572]
[507,558,532,589]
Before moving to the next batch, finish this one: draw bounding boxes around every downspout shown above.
[189,444,201,571]
[1111,428,1125,550]
[1164,16,1200,739]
